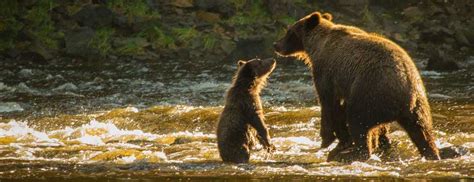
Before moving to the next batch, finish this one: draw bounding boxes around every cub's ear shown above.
[322,13,332,21]
[237,60,247,67]
[305,12,321,31]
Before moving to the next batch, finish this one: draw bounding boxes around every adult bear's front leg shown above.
[320,105,337,148]
[330,122,371,163]
[316,77,337,148]
[325,100,353,160]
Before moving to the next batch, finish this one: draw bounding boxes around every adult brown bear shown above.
[274,12,440,162]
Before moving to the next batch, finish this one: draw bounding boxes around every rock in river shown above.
[0,102,24,113]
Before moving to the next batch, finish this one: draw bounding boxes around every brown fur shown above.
[274,12,440,162]
[217,58,276,163]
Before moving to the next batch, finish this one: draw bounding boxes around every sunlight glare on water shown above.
[0,60,473,181]
[0,104,473,180]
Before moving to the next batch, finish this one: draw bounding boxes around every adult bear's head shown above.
[273,12,333,57]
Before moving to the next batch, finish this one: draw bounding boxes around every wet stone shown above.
[0,82,15,92]
[53,83,79,92]
[15,82,39,94]
[0,102,24,113]
[18,69,34,78]
[0,70,14,79]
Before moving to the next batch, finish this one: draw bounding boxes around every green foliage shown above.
[0,0,23,51]
[248,0,269,20]
[281,16,297,25]
[226,0,271,39]
[65,1,86,15]
[139,25,176,49]
[203,34,217,50]
[172,27,199,42]
[362,6,375,26]
[24,0,61,49]
[107,0,160,19]
[155,27,176,49]
[231,0,246,10]
[228,0,269,26]
[116,38,147,56]
[0,18,23,52]
[90,28,115,56]
[0,1,19,17]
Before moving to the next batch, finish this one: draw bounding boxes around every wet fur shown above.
[275,12,441,162]
[217,58,275,163]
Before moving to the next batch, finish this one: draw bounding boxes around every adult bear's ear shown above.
[322,13,332,21]
[305,12,321,31]
[237,60,247,67]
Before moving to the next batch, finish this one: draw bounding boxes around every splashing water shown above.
[0,59,473,181]
[0,104,472,180]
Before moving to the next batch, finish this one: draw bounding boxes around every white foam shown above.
[272,136,319,146]
[76,135,104,145]
[116,155,136,163]
[0,120,57,143]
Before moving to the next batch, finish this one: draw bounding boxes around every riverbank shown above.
[1,0,473,72]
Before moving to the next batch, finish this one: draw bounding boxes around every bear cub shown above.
[217,58,276,163]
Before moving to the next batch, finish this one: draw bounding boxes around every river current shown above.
[0,58,472,181]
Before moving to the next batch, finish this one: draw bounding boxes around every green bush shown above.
[0,1,22,51]
[203,33,218,50]
[0,18,23,52]
[116,38,147,56]
[24,0,61,49]
[90,28,115,56]
[107,0,160,20]
[173,27,199,42]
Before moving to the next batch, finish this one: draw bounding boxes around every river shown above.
[0,57,473,181]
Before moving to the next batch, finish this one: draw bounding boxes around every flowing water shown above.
[0,58,473,181]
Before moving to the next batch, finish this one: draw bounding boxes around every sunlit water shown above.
[0,58,473,181]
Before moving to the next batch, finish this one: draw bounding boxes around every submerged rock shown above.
[16,82,37,94]
[53,83,79,92]
[18,69,34,78]
[0,102,24,113]
[0,82,15,92]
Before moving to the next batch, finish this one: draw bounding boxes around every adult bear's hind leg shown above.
[398,112,440,160]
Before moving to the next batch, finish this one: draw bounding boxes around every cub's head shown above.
[236,58,276,81]
[273,12,333,56]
